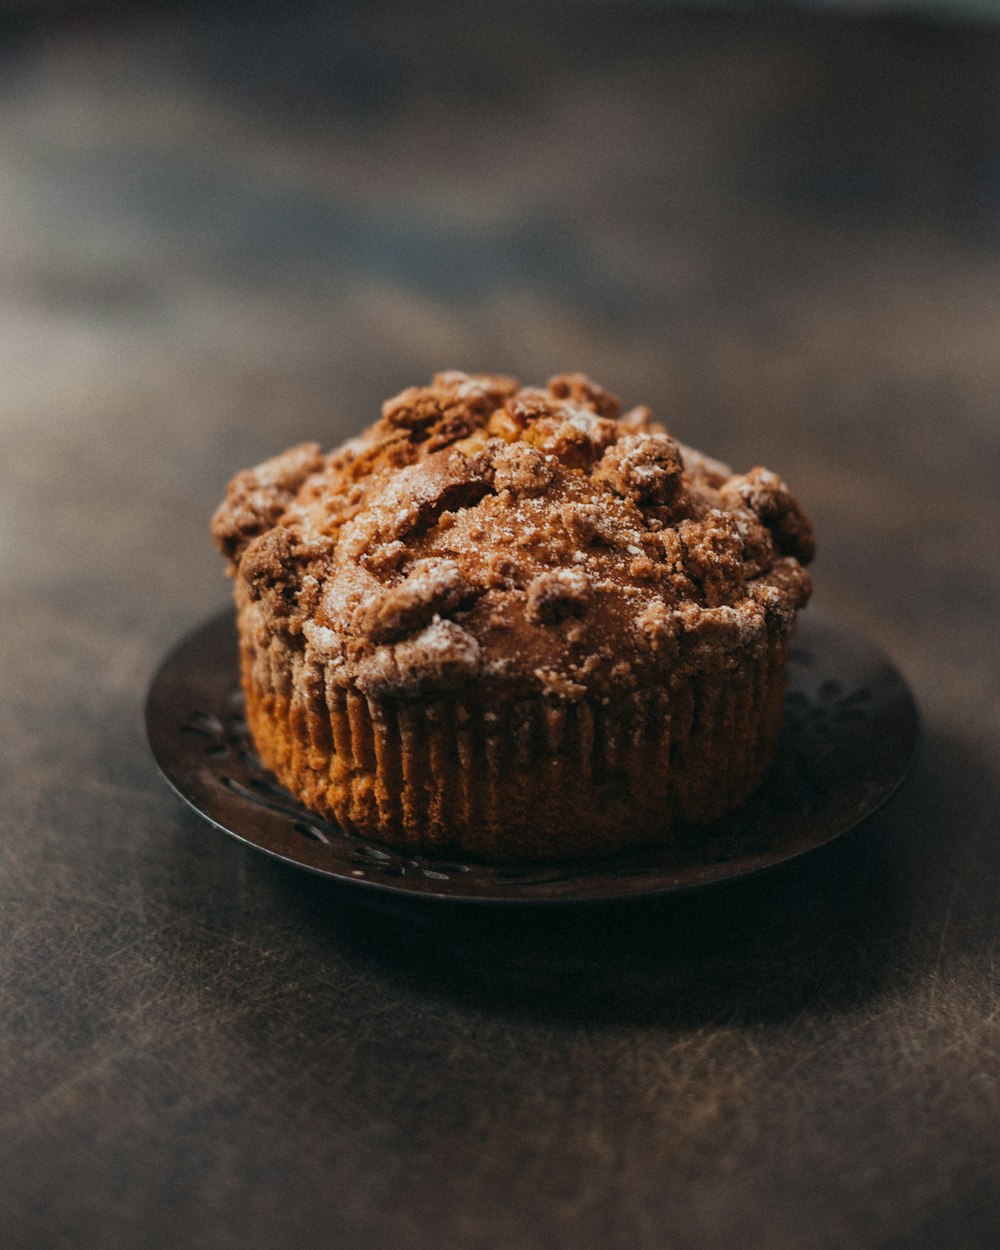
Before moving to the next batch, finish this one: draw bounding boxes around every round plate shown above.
[146,610,918,904]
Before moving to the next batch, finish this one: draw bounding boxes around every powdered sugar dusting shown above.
[217,371,814,700]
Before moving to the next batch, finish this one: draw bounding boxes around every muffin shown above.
[212,372,814,862]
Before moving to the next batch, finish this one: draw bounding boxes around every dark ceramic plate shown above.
[146,610,918,904]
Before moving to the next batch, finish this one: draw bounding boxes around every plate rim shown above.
[145,607,920,906]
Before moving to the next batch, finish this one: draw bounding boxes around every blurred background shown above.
[2,0,997,737]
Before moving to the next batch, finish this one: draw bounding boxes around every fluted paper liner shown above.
[238,621,788,862]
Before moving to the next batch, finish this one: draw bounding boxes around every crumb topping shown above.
[213,372,814,699]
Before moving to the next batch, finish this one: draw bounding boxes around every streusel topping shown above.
[213,372,814,699]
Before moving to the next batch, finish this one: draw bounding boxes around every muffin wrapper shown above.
[237,616,789,862]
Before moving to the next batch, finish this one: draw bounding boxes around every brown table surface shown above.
[3,4,999,1248]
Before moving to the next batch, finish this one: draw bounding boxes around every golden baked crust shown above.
[213,372,814,860]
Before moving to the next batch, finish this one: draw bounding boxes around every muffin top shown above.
[213,372,814,701]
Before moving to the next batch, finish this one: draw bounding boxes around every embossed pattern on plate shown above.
[146,611,918,903]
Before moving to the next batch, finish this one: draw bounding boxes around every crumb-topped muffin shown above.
[213,372,814,861]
